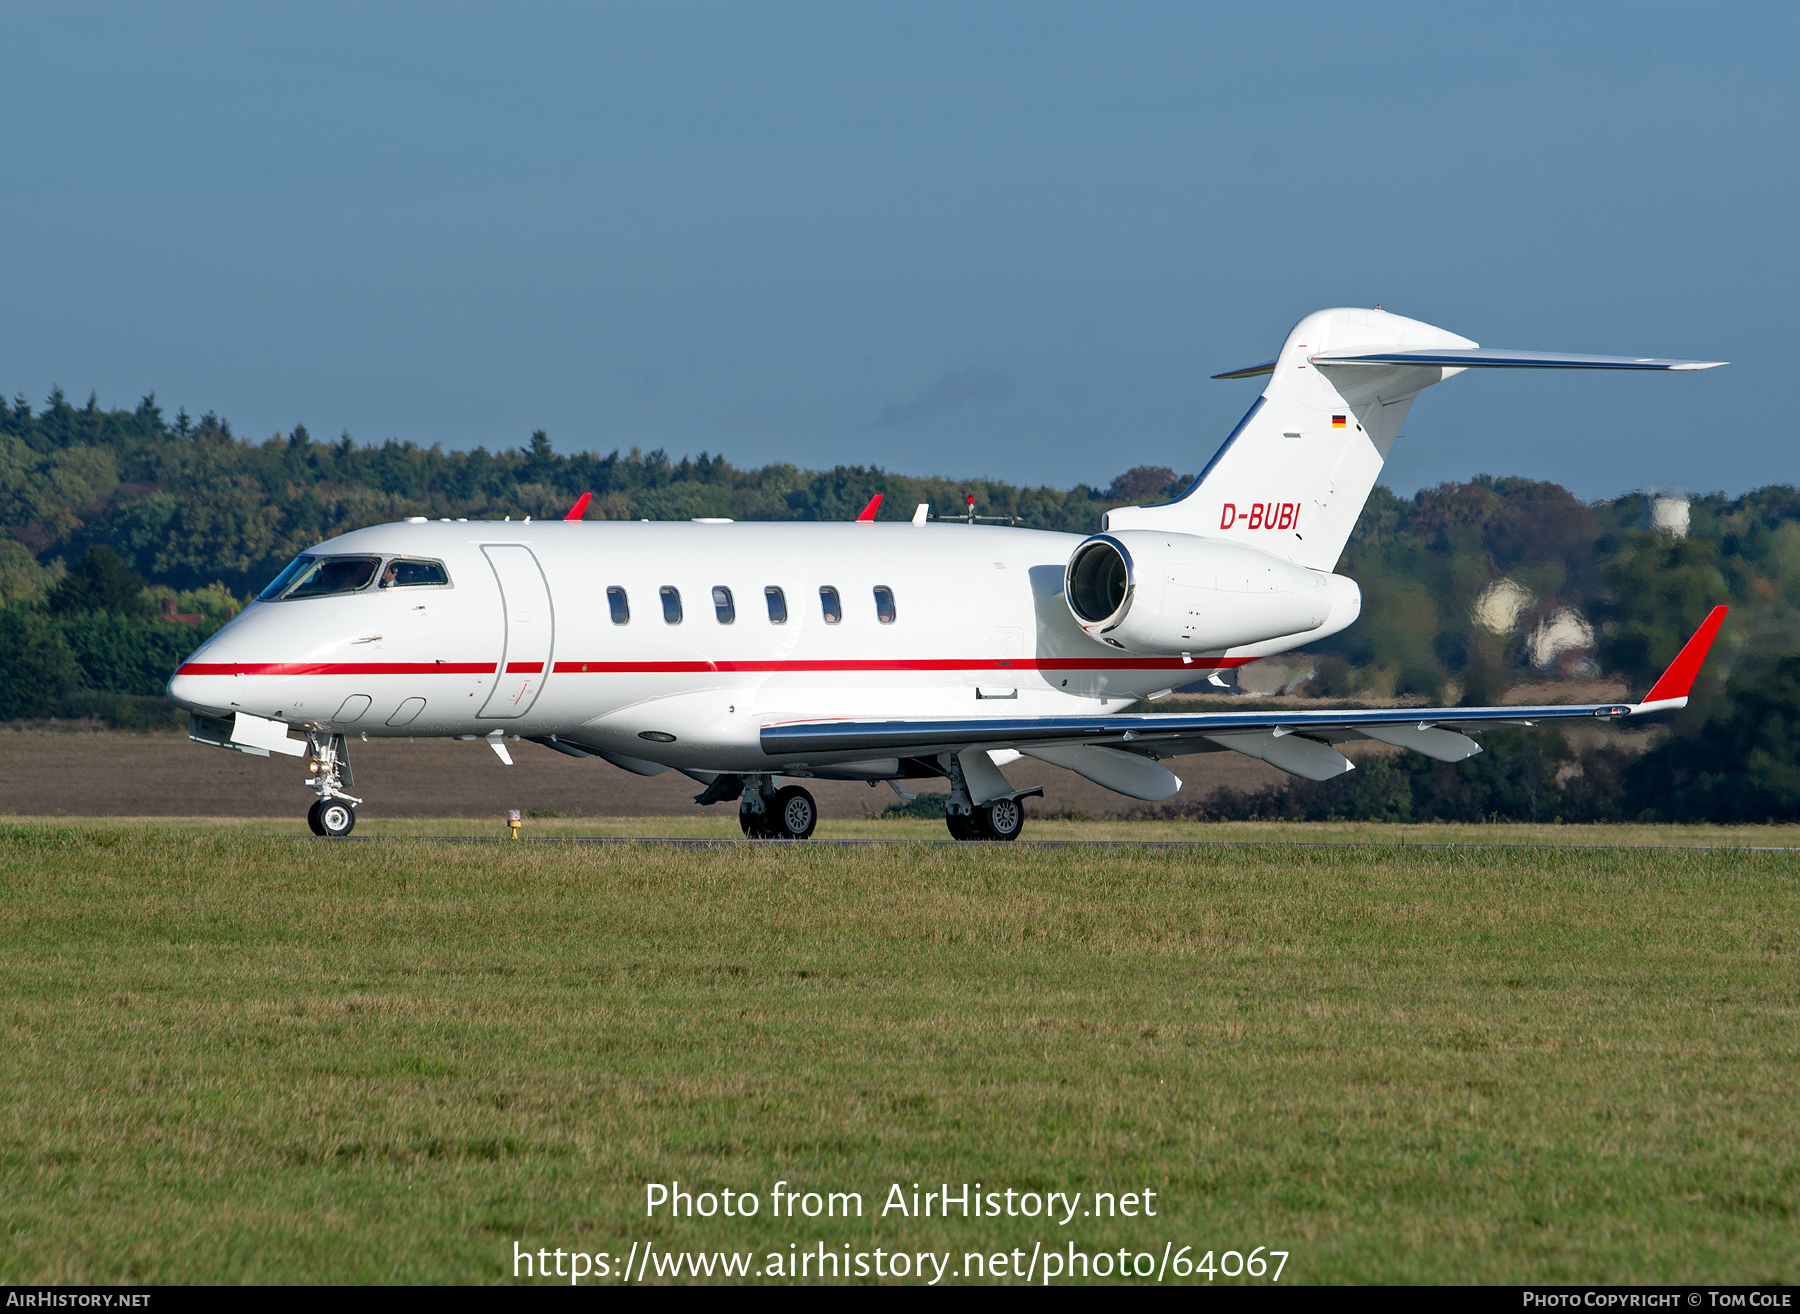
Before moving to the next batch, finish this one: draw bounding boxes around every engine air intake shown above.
[1067,537,1133,626]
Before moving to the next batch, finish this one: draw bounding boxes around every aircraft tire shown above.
[770,786,817,840]
[306,800,327,836]
[317,799,356,838]
[945,810,978,841]
[977,797,1024,842]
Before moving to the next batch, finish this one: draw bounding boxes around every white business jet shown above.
[167,307,1727,838]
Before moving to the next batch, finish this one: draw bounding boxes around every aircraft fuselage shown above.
[168,518,1304,774]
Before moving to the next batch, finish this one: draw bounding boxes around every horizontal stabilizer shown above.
[1210,359,1278,380]
[1311,348,1726,371]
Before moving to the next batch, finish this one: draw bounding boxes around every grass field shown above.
[2,822,1796,1284]
[10,813,1800,848]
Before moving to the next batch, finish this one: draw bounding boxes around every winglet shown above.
[1638,605,1729,708]
[563,492,592,521]
[856,494,882,523]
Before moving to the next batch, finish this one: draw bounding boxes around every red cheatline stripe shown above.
[179,655,1253,677]
[180,660,540,675]
[546,658,1251,674]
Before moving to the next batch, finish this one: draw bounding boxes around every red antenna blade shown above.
[563,492,592,521]
[856,494,883,523]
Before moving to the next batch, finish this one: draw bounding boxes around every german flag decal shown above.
[1332,414,1347,428]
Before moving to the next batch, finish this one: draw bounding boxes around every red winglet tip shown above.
[563,492,592,521]
[856,493,882,522]
[1642,605,1729,703]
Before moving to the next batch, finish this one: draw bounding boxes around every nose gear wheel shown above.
[308,798,356,837]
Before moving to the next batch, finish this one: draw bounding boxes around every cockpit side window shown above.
[265,555,381,600]
[258,555,315,601]
[379,558,451,588]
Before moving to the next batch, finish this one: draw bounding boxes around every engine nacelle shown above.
[1064,530,1360,655]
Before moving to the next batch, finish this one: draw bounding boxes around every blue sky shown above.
[2,2,1792,500]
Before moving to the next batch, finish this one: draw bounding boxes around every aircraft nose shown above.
[167,642,238,714]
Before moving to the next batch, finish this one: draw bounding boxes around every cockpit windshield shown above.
[259,555,381,601]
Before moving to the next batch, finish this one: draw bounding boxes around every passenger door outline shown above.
[478,544,555,718]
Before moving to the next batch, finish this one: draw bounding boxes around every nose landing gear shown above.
[304,731,362,837]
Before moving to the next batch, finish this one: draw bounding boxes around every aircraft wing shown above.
[760,607,1727,796]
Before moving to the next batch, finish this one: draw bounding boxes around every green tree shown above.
[59,614,206,697]
[46,545,153,617]
[1597,532,1730,690]
[1624,654,1800,822]
[0,605,80,717]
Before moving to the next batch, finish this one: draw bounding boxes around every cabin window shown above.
[874,586,897,623]
[262,555,381,600]
[660,586,682,624]
[379,558,450,589]
[713,586,735,624]
[765,586,787,624]
[819,586,842,624]
[607,586,630,624]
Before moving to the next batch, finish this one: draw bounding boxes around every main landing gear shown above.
[941,751,1035,841]
[943,788,1029,838]
[945,796,1026,842]
[739,783,817,840]
[304,731,361,837]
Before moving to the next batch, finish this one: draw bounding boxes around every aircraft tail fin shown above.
[1106,307,1723,573]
